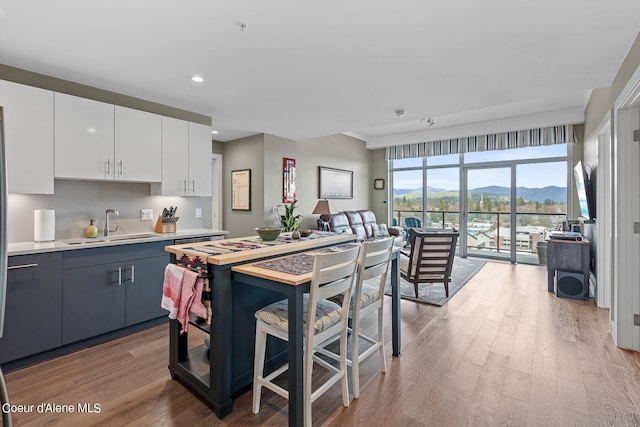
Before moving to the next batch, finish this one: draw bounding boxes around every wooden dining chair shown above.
[400,228,459,298]
[252,245,360,427]
[323,237,394,398]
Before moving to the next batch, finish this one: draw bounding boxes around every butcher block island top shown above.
[164,231,355,266]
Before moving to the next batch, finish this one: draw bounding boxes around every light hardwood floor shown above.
[5,261,640,426]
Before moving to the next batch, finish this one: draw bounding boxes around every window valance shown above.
[385,124,576,160]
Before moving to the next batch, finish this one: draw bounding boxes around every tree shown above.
[483,196,493,212]
[517,196,526,207]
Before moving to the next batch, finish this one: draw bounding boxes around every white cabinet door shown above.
[0,80,54,194]
[188,122,212,196]
[158,116,189,195]
[114,106,161,182]
[55,93,114,180]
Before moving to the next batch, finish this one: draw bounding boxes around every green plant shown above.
[280,200,302,232]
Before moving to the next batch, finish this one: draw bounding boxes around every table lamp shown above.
[312,199,333,231]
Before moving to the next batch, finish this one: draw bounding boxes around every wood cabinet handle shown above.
[8,263,38,270]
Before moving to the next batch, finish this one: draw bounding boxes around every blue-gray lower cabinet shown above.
[62,241,170,345]
[0,253,63,364]
[124,255,169,325]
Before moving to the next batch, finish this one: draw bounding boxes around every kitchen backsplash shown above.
[7,180,212,243]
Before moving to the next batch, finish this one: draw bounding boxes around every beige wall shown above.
[222,133,372,237]
[293,133,371,228]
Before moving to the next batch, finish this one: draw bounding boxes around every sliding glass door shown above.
[462,166,513,261]
[391,144,568,264]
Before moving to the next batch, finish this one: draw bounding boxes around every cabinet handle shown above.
[106,159,111,175]
[191,179,196,194]
[183,179,188,194]
[118,267,122,285]
[131,265,135,284]
[7,263,38,270]
[118,160,124,176]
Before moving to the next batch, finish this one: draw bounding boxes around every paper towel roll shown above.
[34,209,55,242]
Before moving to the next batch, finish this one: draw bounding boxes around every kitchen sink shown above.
[63,233,157,245]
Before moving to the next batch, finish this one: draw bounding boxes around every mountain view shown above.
[393,185,567,204]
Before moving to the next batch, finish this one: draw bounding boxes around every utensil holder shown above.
[155,216,178,233]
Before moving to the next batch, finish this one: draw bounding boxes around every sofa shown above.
[317,210,405,247]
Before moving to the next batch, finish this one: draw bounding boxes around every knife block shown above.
[155,216,176,233]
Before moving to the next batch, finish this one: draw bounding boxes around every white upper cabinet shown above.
[188,122,212,196]
[55,93,114,180]
[153,119,211,196]
[0,80,54,194]
[114,106,161,182]
[157,116,189,195]
[55,94,161,182]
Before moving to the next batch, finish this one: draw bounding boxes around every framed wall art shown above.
[283,157,296,203]
[319,166,353,199]
[231,169,251,211]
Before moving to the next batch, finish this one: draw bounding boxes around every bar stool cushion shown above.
[255,294,343,336]
[331,280,380,311]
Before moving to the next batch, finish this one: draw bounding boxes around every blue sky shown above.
[392,144,568,190]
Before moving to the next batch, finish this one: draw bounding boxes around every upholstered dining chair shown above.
[404,217,422,228]
[400,228,459,298]
[323,237,394,398]
[252,245,360,427]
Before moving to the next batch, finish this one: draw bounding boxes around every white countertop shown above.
[8,228,228,256]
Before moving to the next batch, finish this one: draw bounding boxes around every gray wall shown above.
[7,180,210,242]
[222,133,372,238]
[222,134,265,238]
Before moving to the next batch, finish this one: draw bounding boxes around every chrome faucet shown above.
[104,209,119,237]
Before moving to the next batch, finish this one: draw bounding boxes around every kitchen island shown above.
[164,233,402,426]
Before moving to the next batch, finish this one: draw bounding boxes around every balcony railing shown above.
[392,209,567,261]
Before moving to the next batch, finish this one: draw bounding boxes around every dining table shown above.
[164,233,402,427]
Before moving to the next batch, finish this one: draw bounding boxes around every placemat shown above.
[254,253,315,275]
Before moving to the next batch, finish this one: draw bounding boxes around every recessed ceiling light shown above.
[211,130,219,134]
[190,75,204,83]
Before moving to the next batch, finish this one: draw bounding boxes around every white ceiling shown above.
[1,1,639,146]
